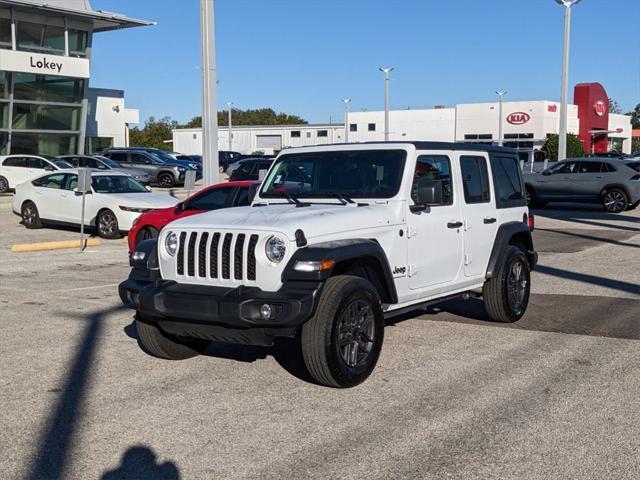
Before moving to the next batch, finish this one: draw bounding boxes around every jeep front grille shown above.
[176,230,260,284]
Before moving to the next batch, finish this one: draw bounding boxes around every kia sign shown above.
[593,101,607,117]
[506,112,531,125]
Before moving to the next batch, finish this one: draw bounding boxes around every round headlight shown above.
[165,232,178,257]
[265,235,286,263]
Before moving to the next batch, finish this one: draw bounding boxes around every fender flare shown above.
[600,183,631,200]
[282,238,398,304]
[486,222,536,278]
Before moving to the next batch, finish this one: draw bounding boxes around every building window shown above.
[17,21,66,54]
[460,156,491,203]
[13,73,85,103]
[306,132,311,138]
[317,130,328,137]
[291,130,301,138]
[68,29,89,57]
[1,102,9,129]
[504,133,534,150]
[86,137,113,153]
[12,103,81,131]
[350,124,357,132]
[368,123,376,131]
[464,134,493,145]
[0,18,11,49]
[10,132,78,156]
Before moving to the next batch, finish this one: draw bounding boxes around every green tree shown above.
[180,108,307,128]
[129,116,178,150]
[625,103,640,129]
[542,134,585,161]
[632,138,640,154]
[608,97,623,114]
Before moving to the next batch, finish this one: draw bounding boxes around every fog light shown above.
[132,251,146,261]
[259,304,272,320]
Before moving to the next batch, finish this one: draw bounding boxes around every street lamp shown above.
[200,0,218,186]
[555,0,582,161]
[379,67,394,141]
[226,101,234,151]
[342,98,351,143]
[496,90,507,146]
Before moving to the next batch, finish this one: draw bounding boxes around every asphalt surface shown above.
[0,196,639,479]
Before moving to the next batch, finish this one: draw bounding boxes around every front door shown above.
[458,153,498,277]
[407,152,464,290]
[32,172,68,221]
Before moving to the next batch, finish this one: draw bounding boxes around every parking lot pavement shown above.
[0,199,638,479]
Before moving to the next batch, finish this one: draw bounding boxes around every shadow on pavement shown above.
[395,293,640,341]
[533,227,639,252]
[28,305,126,480]
[123,317,317,385]
[536,265,640,295]
[100,445,180,480]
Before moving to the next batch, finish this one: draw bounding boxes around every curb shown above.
[11,238,102,253]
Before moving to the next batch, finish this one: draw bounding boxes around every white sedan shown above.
[12,170,179,239]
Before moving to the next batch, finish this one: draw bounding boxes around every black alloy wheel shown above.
[483,245,531,323]
[602,188,628,213]
[97,209,120,239]
[506,258,528,317]
[21,201,42,229]
[337,299,376,369]
[158,173,175,188]
[0,176,9,193]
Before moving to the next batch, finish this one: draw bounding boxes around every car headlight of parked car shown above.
[119,206,151,213]
[165,232,179,257]
[177,166,186,172]
[265,235,286,263]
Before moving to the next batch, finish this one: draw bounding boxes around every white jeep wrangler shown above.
[120,142,537,388]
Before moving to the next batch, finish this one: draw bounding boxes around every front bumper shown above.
[119,274,323,346]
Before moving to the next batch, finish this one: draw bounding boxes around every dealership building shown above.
[0,0,150,155]
[173,83,632,158]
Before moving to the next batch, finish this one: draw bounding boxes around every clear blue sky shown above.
[90,0,639,125]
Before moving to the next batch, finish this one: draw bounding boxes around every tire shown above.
[627,200,640,211]
[525,186,546,208]
[158,173,175,188]
[136,226,159,248]
[301,275,384,388]
[21,201,42,229]
[135,314,210,360]
[97,209,121,239]
[483,245,531,323]
[0,176,9,193]
[602,188,628,213]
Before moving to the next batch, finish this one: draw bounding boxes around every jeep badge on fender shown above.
[120,142,537,388]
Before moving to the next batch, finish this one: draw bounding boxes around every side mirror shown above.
[410,178,443,213]
[542,170,552,176]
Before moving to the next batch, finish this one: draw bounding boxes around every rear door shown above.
[1,157,30,187]
[458,153,497,277]
[27,157,52,181]
[575,161,604,200]
[31,172,67,221]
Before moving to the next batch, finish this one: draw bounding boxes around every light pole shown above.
[379,67,393,141]
[342,98,351,143]
[200,0,218,186]
[226,101,233,151]
[555,0,582,161]
[496,90,507,146]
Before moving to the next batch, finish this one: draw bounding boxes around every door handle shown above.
[483,217,496,224]
[447,221,463,229]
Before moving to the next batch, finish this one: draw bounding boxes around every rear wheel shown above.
[21,201,42,229]
[97,209,120,239]
[525,186,546,208]
[135,314,210,360]
[0,176,9,193]
[158,173,175,188]
[483,245,530,323]
[301,275,384,388]
[602,188,628,213]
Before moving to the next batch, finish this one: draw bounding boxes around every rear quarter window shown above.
[624,162,639,172]
[490,155,526,209]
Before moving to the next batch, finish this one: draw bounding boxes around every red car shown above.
[128,180,259,253]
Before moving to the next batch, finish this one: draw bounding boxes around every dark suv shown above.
[99,149,187,188]
[228,157,274,181]
[524,157,640,212]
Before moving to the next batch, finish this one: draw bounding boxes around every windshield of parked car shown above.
[147,150,176,162]
[91,175,149,194]
[54,160,73,169]
[260,150,407,199]
[95,156,120,168]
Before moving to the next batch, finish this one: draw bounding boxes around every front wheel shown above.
[97,209,121,239]
[301,275,384,388]
[602,188,628,213]
[0,176,9,193]
[158,173,175,188]
[135,314,210,359]
[483,245,531,323]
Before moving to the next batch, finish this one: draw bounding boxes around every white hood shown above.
[167,201,404,241]
[104,192,178,209]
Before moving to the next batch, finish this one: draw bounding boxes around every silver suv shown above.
[524,157,640,213]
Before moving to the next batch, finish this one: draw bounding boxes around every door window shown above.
[579,162,602,173]
[130,153,152,165]
[65,174,78,191]
[602,162,617,173]
[32,173,65,189]
[551,161,579,174]
[2,157,29,168]
[491,156,525,206]
[107,152,128,163]
[28,158,49,169]
[412,155,453,205]
[187,186,234,210]
[460,156,491,203]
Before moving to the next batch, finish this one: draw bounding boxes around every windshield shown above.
[260,150,407,199]
[92,175,148,194]
[54,160,73,169]
[148,149,176,162]
[95,156,121,168]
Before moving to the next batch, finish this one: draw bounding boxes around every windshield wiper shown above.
[274,191,309,207]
